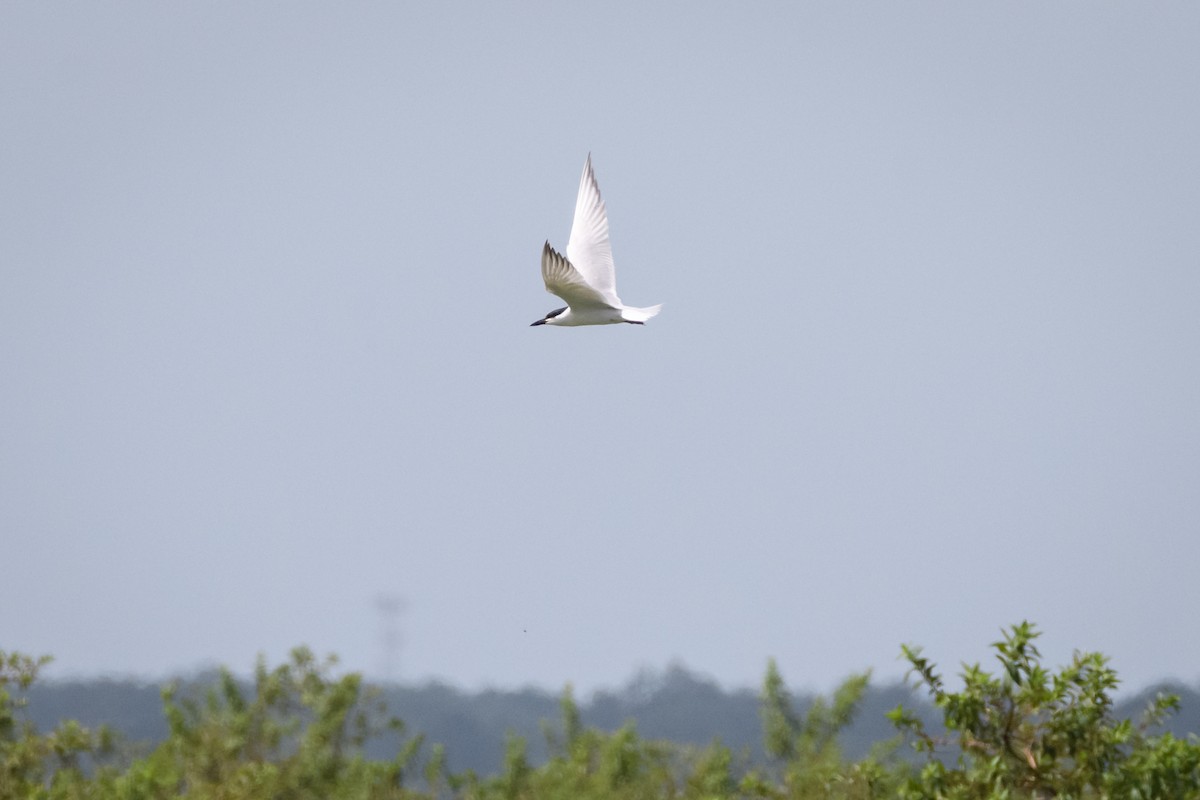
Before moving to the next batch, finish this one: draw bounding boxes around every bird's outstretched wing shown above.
[565,153,621,306]
[541,242,618,310]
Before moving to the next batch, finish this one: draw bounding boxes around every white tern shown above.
[531,154,662,327]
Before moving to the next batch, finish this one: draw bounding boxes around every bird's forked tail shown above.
[621,304,663,324]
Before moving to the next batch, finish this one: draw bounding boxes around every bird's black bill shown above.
[531,306,567,326]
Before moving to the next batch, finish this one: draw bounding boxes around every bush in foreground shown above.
[889,621,1200,798]
[3,623,1198,798]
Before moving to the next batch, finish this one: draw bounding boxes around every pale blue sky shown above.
[2,3,1198,695]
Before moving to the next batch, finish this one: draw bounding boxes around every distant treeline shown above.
[24,660,1200,777]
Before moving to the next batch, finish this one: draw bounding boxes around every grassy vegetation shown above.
[3,623,1198,798]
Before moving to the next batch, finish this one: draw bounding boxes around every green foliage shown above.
[496,686,679,800]
[114,647,426,799]
[889,621,1200,798]
[3,623,1199,799]
[754,659,892,799]
[1,650,116,799]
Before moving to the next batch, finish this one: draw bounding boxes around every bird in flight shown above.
[531,154,662,327]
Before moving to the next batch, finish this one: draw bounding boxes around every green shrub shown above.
[889,621,1200,799]
[4,622,1198,799]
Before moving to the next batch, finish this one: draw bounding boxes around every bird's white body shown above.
[532,155,662,327]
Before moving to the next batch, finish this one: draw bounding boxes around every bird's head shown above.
[530,306,568,326]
